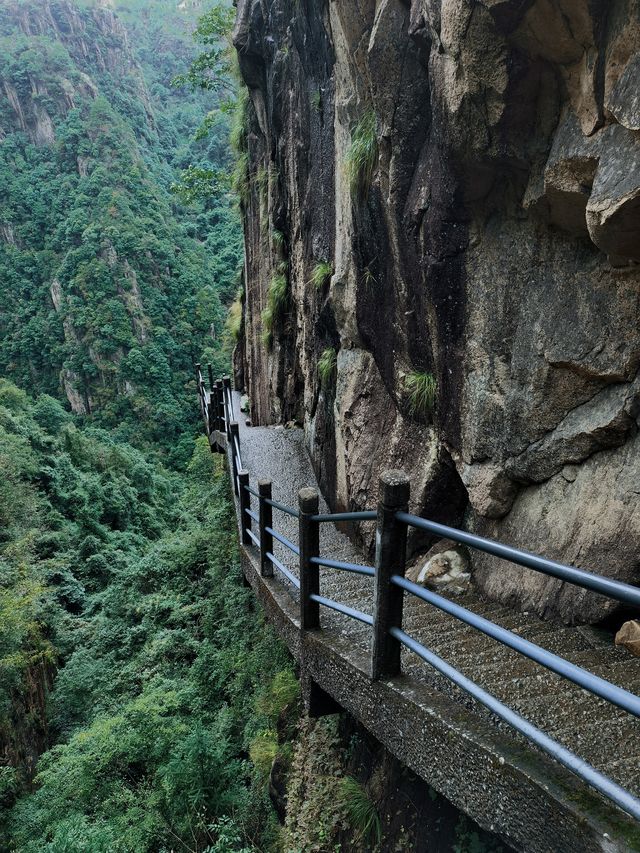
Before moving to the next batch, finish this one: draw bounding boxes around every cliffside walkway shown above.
[198,370,640,853]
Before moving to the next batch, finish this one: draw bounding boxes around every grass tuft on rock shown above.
[311,261,333,290]
[405,370,436,417]
[338,777,381,848]
[230,87,250,155]
[345,110,378,200]
[261,272,289,348]
[226,288,244,341]
[317,347,337,390]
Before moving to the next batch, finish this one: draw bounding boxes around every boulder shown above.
[615,620,640,658]
[407,540,470,595]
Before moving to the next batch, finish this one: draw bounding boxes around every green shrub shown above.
[345,110,378,200]
[318,348,337,390]
[272,228,285,249]
[338,777,381,847]
[404,370,437,417]
[261,273,289,347]
[311,261,333,290]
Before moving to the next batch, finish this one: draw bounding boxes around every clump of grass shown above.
[249,730,278,780]
[362,264,377,286]
[226,289,244,341]
[272,228,285,249]
[317,347,337,390]
[345,110,378,200]
[256,669,300,722]
[261,272,289,347]
[256,165,268,204]
[311,261,333,290]
[310,89,322,112]
[404,370,437,417]
[230,87,250,155]
[232,151,250,205]
[338,777,381,847]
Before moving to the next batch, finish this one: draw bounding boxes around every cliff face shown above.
[233,0,640,624]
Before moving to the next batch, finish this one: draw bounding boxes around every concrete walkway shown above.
[232,393,640,802]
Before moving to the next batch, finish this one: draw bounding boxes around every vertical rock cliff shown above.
[233,0,640,624]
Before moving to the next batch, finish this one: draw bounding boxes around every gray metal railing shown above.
[196,367,640,823]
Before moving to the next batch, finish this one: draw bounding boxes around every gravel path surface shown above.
[234,394,374,644]
[231,393,640,797]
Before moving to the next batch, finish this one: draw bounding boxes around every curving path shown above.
[226,393,640,852]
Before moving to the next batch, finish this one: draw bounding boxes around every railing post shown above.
[208,391,216,437]
[299,487,320,630]
[223,376,232,438]
[195,362,203,416]
[215,379,224,433]
[207,363,215,393]
[230,422,240,496]
[372,470,410,680]
[238,470,251,545]
[259,479,273,577]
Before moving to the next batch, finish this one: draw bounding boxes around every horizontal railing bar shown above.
[390,626,640,822]
[310,594,373,625]
[310,556,375,577]
[265,497,299,518]
[267,552,300,589]
[245,508,259,523]
[391,575,640,719]
[266,526,300,556]
[244,484,260,499]
[311,511,377,523]
[246,528,260,548]
[232,434,243,466]
[395,512,640,608]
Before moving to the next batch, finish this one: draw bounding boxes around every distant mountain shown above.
[0,0,241,464]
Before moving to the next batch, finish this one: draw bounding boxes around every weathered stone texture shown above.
[234,0,640,624]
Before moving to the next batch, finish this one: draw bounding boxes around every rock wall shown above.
[233,0,640,624]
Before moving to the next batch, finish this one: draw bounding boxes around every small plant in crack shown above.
[311,261,333,290]
[317,347,337,390]
[404,370,437,417]
[345,110,378,200]
[261,272,289,348]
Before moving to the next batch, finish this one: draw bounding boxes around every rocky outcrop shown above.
[234,0,640,624]
[0,0,151,144]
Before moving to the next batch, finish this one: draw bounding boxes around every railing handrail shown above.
[389,625,640,822]
[198,369,640,825]
[391,574,640,719]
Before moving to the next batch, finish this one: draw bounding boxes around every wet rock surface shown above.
[234,0,640,624]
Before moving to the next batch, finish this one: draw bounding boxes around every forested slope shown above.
[0,382,296,850]
[0,2,298,850]
[0,0,242,464]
